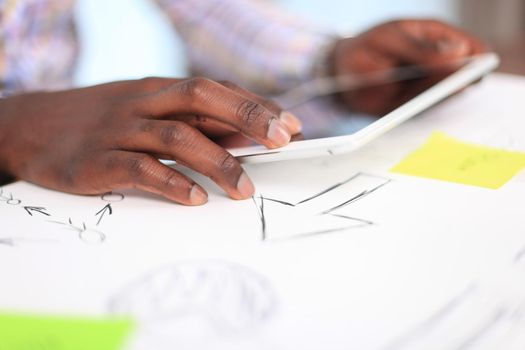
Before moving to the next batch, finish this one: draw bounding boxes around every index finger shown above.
[134,78,293,149]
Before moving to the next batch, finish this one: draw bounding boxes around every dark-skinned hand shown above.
[0,77,302,205]
[331,19,488,115]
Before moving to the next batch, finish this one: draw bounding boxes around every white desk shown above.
[1,73,525,350]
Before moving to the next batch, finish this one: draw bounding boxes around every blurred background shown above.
[73,0,525,86]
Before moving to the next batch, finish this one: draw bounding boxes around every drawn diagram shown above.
[0,237,56,247]
[253,172,392,241]
[513,247,525,269]
[383,243,525,350]
[108,260,278,341]
[47,217,107,245]
[382,283,525,350]
[0,187,124,247]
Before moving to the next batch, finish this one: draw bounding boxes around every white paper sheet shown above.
[1,74,525,350]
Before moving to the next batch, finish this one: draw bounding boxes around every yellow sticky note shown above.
[391,131,525,189]
[0,312,134,350]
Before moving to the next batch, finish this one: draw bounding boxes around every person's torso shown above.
[0,0,78,92]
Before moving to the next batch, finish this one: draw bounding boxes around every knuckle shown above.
[216,152,239,176]
[162,170,186,190]
[159,122,191,146]
[235,100,266,127]
[179,77,212,100]
[125,154,154,178]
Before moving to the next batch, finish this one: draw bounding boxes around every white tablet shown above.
[229,53,500,164]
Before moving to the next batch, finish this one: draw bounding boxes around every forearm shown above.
[154,0,337,95]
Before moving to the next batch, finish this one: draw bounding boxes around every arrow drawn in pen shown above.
[23,206,51,217]
[95,204,113,225]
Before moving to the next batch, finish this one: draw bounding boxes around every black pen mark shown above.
[261,198,295,206]
[323,178,392,214]
[329,214,374,226]
[322,190,368,214]
[1,188,115,246]
[101,192,124,203]
[95,204,113,225]
[23,206,50,217]
[255,173,391,241]
[252,196,262,218]
[260,196,267,241]
[296,173,361,205]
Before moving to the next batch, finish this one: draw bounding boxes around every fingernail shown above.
[236,172,255,198]
[190,184,208,205]
[267,119,291,147]
[279,111,302,134]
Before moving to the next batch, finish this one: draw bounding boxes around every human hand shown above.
[0,78,301,205]
[331,20,488,115]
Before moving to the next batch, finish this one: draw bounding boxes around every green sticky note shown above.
[391,131,525,189]
[0,312,134,350]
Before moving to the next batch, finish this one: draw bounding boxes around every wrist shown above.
[0,95,16,181]
[311,37,341,80]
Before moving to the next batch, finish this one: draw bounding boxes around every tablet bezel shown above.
[230,53,500,164]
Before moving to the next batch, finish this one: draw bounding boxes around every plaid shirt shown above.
[0,0,335,94]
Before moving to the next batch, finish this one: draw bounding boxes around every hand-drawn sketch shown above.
[0,188,124,246]
[95,204,113,226]
[0,188,22,206]
[0,237,56,247]
[108,260,278,342]
[101,192,125,203]
[47,217,107,245]
[253,173,392,241]
[513,247,525,268]
[382,283,525,350]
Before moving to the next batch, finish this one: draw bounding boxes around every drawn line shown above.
[251,196,262,219]
[262,198,295,207]
[260,196,267,241]
[383,284,477,350]
[270,226,366,242]
[296,173,361,205]
[322,178,392,214]
[95,204,113,225]
[513,247,525,264]
[322,190,369,214]
[454,308,507,350]
[329,214,374,226]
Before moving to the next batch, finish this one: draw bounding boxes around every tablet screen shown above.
[277,58,472,140]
